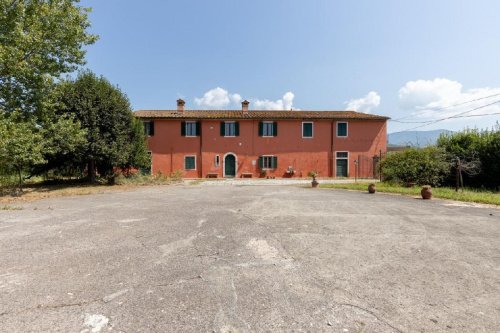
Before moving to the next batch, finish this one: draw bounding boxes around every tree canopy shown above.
[0,0,97,115]
[54,71,149,182]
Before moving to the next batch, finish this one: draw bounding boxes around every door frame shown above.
[223,152,237,178]
[335,151,349,177]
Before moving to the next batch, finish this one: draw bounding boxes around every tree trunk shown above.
[17,167,23,194]
[88,159,96,183]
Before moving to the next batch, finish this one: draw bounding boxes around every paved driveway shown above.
[0,185,498,332]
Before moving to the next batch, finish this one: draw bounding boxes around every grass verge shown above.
[0,173,182,204]
[319,182,500,206]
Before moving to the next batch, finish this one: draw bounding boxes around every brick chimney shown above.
[177,99,185,113]
[242,100,250,114]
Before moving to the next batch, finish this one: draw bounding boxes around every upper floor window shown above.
[337,122,348,137]
[220,121,239,137]
[143,121,154,136]
[181,121,200,137]
[259,121,277,137]
[302,122,313,138]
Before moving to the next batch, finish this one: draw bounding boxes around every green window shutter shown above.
[303,123,312,137]
[258,122,263,136]
[143,122,148,135]
[196,121,201,136]
[150,121,155,136]
[181,121,186,136]
[235,122,240,136]
[273,122,278,136]
[272,156,278,169]
[337,122,347,136]
[220,122,225,136]
[258,156,264,169]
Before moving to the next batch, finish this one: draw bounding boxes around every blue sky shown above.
[80,0,500,133]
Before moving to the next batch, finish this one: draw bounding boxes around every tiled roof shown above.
[134,110,389,120]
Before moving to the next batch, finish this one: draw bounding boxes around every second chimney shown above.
[242,100,250,114]
[177,99,185,113]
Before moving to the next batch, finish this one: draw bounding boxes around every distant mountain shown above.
[388,129,453,147]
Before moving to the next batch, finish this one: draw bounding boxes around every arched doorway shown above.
[223,153,237,178]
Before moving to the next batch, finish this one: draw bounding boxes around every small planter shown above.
[421,185,432,200]
[311,179,319,188]
[368,183,376,194]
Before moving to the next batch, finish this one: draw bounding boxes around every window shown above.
[220,121,239,137]
[337,122,348,137]
[215,155,220,167]
[184,156,196,170]
[181,121,200,137]
[302,122,313,138]
[143,121,154,136]
[259,121,277,137]
[336,151,348,177]
[259,155,278,169]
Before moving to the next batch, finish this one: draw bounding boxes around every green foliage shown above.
[381,147,449,186]
[437,126,500,188]
[0,112,45,190]
[53,71,149,181]
[319,182,500,206]
[126,118,150,170]
[0,0,97,114]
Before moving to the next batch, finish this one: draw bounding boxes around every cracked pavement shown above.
[0,184,499,332]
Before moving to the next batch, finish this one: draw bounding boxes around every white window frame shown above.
[185,121,197,137]
[336,121,348,138]
[335,151,349,177]
[184,155,197,170]
[302,121,314,138]
[224,121,236,137]
[261,155,276,170]
[262,121,275,138]
[215,155,220,168]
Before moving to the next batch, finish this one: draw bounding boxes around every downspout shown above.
[330,120,334,177]
[199,121,203,178]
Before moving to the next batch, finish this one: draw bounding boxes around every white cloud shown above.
[393,78,500,131]
[345,91,381,113]
[194,87,242,108]
[254,91,297,110]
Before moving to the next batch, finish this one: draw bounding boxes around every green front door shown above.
[336,159,348,177]
[224,154,236,177]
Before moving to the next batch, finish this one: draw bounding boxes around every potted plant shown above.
[421,185,432,199]
[368,183,376,194]
[308,171,319,188]
[260,170,267,178]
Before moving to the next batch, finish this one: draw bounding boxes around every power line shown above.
[391,91,500,121]
[397,99,500,132]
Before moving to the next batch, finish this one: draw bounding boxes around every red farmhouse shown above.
[134,99,388,179]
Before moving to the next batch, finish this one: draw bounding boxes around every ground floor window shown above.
[336,151,348,177]
[185,156,196,170]
[259,155,278,169]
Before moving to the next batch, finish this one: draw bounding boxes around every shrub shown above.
[382,147,449,186]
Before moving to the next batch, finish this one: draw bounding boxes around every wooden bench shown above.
[241,173,253,178]
[206,173,218,178]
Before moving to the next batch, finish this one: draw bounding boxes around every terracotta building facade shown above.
[135,99,388,179]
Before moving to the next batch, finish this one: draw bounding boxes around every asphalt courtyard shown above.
[0,184,499,332]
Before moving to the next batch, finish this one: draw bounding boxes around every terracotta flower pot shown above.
[368,183,376,194]
[421,185,432,199]
[311,180,319,188]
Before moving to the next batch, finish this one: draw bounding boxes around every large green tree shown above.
[0,0,97,115]
[55,71,149,183]
[0,112,45,191]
